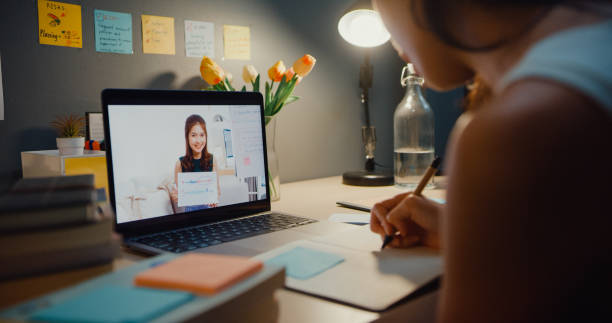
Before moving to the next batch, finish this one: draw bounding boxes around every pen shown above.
[381,156,441,250]
[336,201,371,213]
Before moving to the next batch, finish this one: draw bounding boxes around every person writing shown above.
[171,114,221,212]
[370,0,611,322]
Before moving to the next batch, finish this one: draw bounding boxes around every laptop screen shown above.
[107,103,268,224]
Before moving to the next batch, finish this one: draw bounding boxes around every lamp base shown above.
[342,170,393,186]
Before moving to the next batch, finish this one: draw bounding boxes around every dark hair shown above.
[181,114,212,172]
[414,0,612,52]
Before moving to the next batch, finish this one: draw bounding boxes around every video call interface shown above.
[107,105,267,224]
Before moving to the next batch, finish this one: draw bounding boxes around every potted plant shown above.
[50,114,85,155]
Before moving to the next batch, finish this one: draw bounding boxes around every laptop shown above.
[102,89,350,257]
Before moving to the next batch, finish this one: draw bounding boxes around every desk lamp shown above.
[338,0,393,186]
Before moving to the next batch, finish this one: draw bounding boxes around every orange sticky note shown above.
[134,253,263,295]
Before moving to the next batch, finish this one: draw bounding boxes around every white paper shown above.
[0,52,4,120]
[231,107,265,179]
[184,20,214,58]
[88,113,104,141]
[177,172,218,207]
[328,213,370,225]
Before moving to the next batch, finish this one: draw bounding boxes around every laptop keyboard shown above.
[129,213,317,253]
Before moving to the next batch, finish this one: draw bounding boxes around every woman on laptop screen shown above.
[171,114,221,212]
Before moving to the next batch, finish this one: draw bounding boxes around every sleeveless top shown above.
[498,19,612,116]
[179,156,213,172]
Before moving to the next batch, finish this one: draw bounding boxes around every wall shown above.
[0,0,462,191]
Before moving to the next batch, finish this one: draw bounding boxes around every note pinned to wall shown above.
[142,15,175,55]
[94,10,133,54]
[223,25,250,60]
[37,0,82,48]
[185,20,214,58]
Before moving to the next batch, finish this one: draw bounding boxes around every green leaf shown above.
[284,95,300,105]
[224,78,235,91]
[253,74,260,92]
[240,85,246,92]
[264,81,272,115]
[271,78,297,115]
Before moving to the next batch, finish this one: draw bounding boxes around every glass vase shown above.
[265,116,280,201]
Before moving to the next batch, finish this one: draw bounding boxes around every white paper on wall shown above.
[177,172,218,207]
[184,20,215,58]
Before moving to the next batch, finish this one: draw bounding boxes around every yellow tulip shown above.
[242,65,258,83]
[268,60,286,82]
[293,54,316,77]
[200,56,224,85]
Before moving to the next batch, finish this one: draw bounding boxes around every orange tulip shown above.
[293,54,316,77]
[268,60,286,82]
[200,56,225,85]
[283,67,301,84]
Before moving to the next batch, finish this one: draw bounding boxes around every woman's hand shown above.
[370,192,443,249]
[170,184,178,204]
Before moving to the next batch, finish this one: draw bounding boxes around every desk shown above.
[120,175,445,323]
[7,176,445,322]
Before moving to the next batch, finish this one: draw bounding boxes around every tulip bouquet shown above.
[199,54,316,125]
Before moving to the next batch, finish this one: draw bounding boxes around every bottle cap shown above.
[400,63,420,86]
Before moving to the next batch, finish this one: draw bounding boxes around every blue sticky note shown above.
[94,10,133,54]
[265,246,344,280]
[431,197,446,204]
[30,285,193,323]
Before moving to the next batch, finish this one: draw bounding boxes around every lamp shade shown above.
[338,1,390,48]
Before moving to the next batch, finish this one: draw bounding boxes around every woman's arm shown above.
[439,80,612,322]
[171,160,181,205]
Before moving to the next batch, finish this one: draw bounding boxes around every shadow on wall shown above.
[179,76,207,91]
[145,73,207,91]
[146,72,177,90]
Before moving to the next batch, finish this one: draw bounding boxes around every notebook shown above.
[255,225,443,311]
[102,89,350,257]
[134,253,263,295]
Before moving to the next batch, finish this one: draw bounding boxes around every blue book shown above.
[0,254,284,322]
[31,286,193,323]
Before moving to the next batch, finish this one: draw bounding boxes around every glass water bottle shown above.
[393,63,435,188]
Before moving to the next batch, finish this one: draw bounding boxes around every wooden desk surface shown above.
[6,176,445,322]
[120,175,445,323]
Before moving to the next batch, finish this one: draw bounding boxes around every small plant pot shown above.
[56,137,85,155]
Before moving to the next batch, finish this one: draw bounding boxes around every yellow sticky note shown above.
[37,0,82,48]
[223,25,250,60]
[142,15,175,55]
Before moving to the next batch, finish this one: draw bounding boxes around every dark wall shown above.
[0,0,461,190]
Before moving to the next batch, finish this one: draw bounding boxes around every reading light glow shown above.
[338,9,390,48]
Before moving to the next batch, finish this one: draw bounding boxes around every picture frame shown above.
[85,112,104,142]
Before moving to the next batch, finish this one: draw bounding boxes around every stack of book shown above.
[0,174,119,281]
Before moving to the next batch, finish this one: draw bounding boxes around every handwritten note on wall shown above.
[38,0,82,48]
[184,20,214,58]
[94,10,133,54]
[223,25,250,60]
[142,15,175,55]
